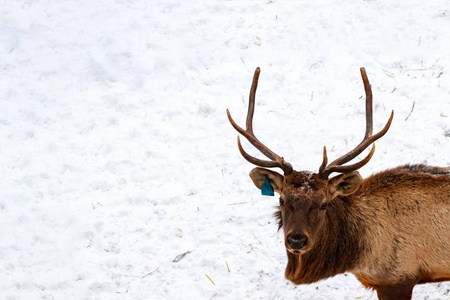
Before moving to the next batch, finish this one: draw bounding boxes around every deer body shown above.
[227,68,450,299]
[355,165,450,287]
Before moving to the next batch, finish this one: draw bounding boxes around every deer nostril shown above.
[287,234,308,251]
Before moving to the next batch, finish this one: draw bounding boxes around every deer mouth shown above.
[287,248,303,255]
[286,245,311,255]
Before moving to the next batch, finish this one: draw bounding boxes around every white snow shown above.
[0,1,449,299]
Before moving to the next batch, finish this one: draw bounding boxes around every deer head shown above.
[227,67,393,255]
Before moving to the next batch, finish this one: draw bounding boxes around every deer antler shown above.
[318,68,394,179]
[227,67,294,175]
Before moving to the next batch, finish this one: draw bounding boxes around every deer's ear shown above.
[327,171,363,200]
[249,168,285,195]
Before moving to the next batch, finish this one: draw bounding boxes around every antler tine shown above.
[236,136,286,169]
[320,144,376,177]
[361,67,373,139]
[227,67,293,175]
[245,67,259,136]
[318,146,328,175]
[319,68,394,179]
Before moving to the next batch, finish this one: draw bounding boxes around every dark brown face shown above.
[277,171,329,254]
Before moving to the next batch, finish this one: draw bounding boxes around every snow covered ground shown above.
[0,1,449,299]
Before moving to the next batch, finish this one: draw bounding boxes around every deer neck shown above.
[285,195,367,284]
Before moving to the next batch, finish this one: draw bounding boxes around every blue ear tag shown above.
[261,177,274,196]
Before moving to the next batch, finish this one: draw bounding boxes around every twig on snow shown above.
[226,202,249,206]
[405,101,415,121]
[141,267,161,278]
[172,250,193,263]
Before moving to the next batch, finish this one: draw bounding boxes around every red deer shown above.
[227,67,450,300]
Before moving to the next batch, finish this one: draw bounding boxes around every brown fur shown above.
[269,164,450,299]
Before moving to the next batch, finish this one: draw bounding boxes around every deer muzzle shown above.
[287,233,308,251]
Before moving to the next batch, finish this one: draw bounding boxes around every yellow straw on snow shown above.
[205,274,215,285]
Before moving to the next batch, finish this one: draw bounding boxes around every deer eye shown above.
[279,198,285,206]
[320,203,328,210]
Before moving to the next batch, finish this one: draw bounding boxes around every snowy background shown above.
[1,1,449,299]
